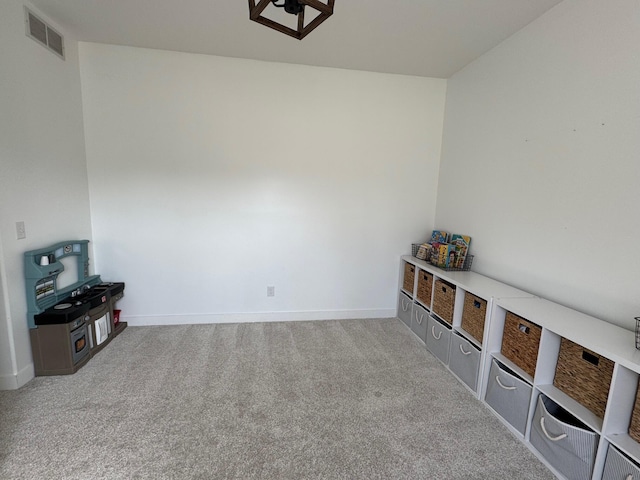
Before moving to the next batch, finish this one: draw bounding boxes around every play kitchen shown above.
[24,240,126,376]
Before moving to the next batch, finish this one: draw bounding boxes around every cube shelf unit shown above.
[490,296,640,480]
[398,255,533,397]
[398,255,640,480]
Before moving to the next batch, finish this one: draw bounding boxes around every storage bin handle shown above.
[625,475,633,480]
[581,350,600,366]
[473,300,481,309]
[540,417,567,442]
[431,326,442,340]
[495,376,517,391]
[415,311,424,325]
[459,344,472,356]
[401,298,410,312]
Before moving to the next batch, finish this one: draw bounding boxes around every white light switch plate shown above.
[16,221,26,240]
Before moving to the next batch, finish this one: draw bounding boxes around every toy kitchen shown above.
[24,240,126,376]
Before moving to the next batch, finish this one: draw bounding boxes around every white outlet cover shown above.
[16,221,26,239]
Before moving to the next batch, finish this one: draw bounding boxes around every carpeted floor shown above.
[0,319,554,479]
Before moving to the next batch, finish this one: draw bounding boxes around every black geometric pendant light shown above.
[249,0,335,40]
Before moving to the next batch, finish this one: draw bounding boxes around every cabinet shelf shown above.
[397,255,640,479]
[536,383,603,433]
[455,326,482,350]
[607,433,640,464]
[491,352,534,385]
[414,298,430,311]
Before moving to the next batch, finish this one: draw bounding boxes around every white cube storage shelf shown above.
[398,255,640,480]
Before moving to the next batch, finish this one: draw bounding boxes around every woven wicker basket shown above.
[432,279,456,325]
[402,262,415,294]
[629,381,640,443]
[553,337,614,419]
[500,312,541,378]
[416,270,433,307]
[461,293,487,344]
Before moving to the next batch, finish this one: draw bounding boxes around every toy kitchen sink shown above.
[24,240,126,376]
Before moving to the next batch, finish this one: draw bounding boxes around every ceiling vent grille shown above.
[24,7,65,60]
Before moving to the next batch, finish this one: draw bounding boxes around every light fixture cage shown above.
[249,0,335,40]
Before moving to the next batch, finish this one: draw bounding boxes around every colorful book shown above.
[451,234,471,268]
[435,243,456,268]
[430,230,449,244]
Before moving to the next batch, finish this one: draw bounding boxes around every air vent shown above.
[24,7,65,60]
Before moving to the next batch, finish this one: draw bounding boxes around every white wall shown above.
[0,1,93,389]
[436,0,640,329]
[79,44,446,325]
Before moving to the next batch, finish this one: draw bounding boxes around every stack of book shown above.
[414,230,472,270]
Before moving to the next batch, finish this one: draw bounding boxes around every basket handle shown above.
[401,298,410,312]
[473,300,481,309]
[414,311,424,325]
[431,326,442,340]
[540,417,567,442]
[459,344,472,356]
[495,376,517,391]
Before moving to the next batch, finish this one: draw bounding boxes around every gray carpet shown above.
[0,319,554,479]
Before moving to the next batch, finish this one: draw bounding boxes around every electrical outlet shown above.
[16,221,26,240]
[267,286,275,297]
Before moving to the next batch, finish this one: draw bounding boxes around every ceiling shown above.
[29,0,564,78]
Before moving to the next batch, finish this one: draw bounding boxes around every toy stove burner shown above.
[54,303,73,310]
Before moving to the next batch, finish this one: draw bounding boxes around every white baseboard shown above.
[124,309,396,327]
[0,362,34,390]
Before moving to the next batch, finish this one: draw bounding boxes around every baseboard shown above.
[0,362,34,390]
[125,309,396,327]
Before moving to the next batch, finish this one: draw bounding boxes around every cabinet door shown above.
[449,333,481,392]
[397,291,413,328]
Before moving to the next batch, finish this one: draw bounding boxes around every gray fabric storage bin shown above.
[485,358,532,435]
[398,291,413,328]
[426,315,451,364]
[449,332,481,392]
[530,394,599,480]
[602,445,640,479]
[411,303,428,342]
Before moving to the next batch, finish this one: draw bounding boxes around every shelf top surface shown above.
[402,255,534,300]
[495,296,640,372]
